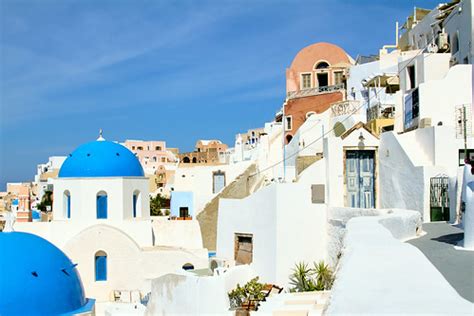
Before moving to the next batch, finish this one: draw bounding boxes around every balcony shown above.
[330,100,361,117]
[287,83,345,100]
[367,104,395,121]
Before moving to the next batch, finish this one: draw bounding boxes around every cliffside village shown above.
[1,1,473,315]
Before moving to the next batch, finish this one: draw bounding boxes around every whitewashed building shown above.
[14,137,208,302]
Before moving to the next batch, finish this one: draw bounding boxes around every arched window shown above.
[63,190,71,219]
[95,251,107,281]
[315,61,330,69]
[182,263,194,271]
[286,134,293,144]
[96,191,108,219]
[133,190,141,218]
[182,157,190,163]
[192,157,197,163]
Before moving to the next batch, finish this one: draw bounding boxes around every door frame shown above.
[343,147,379,208]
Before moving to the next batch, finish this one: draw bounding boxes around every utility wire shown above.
[248,48,428,179]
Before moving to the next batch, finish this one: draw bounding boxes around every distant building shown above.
[178,140,228,165]
[6,182,32,222]
[122,140,178,192]
[280,42,354,143]
[15,136,208,302]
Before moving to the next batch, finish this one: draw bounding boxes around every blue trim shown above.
[96,195,108,219]
[133,194,137,218]
[95,255,107,281]
[67,194,71,219]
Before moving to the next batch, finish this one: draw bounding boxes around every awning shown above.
[364,74,399,88]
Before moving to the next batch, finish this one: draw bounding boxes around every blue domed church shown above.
[13,136,208,304]
[0,232,95,315]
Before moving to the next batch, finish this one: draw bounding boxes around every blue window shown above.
[64,190,71,219]
[95,251,107,281]
[133,193,138,218]
[96,192,108,219]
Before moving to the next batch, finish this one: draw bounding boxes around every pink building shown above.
[122,140,178,174]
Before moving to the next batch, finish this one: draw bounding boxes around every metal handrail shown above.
[287,83,345,99]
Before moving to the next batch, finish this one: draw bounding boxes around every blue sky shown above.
[0,0,441,189]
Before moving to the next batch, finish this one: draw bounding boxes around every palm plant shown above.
[289,262,317,292]
[289,261,334,292]
[313,261,334,290]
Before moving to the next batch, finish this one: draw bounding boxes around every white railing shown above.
[287,83,345,100]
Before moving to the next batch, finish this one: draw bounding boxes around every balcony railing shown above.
[330,100,361,117]
[287,83,345,100]
[367,104,395,121]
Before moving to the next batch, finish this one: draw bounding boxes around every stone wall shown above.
[197,163,261,250]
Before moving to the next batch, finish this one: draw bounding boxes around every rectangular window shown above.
[179,207,189,218]
[285,116,293,131]
[95,255,107,281]
[213,171,226,193]
[334,71,343,85]
[407,65,416,90]
[301,73,312,89]
[97,195,108,219]
[234,233,253,265]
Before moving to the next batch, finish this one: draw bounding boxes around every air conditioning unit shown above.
[420,117,432,128]
[436,33,450,52]
[209,257,231,273]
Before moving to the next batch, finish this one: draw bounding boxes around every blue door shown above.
[346,150,375,208]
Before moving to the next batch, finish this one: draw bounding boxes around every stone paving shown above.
[407,222,474,303]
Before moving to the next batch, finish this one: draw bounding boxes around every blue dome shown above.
[0,232,93,315]
[59,140,144,178]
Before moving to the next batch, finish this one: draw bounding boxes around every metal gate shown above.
[430,176,450,221]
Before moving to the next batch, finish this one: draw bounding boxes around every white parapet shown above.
[462,164,474,249]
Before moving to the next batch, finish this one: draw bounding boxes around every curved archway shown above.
[315,61,330,69]
[286,134,293,144]
[192,157,197,163]
[63,190,71,219]
[94,250,107,281]
[182,157,190,163]
[96,191,108,219]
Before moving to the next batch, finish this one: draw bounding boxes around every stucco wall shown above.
[151,218,203,249]
[145,265,256,315]
[63,224,208,302]
[172,161,252,215]
[326,211,473,315]
[217,183,327,288]
[53,177,150,222]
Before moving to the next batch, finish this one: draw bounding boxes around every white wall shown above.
[63,224,208,302]
[53,177,150,222]
[326,211,473,315]
[151,218,204,249]
[145,265,256,315]
[217,183,327,288]
[172,161,252,215]
[379,127,463,222]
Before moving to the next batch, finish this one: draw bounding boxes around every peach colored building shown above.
[123,140,178,190]
[179,140,228,165]
[282,42,354,143]
[7,183,32,222]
